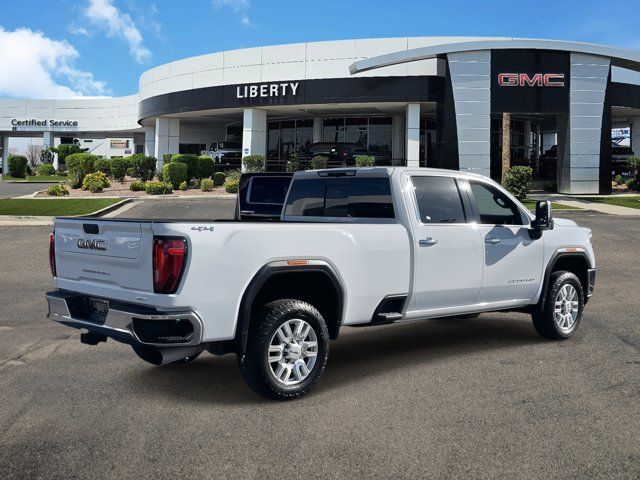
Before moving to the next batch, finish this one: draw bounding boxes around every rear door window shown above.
[411,176,466,224]
[284,177,394,219]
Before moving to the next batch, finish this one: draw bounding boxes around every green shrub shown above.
[66,153,96,188]
[242,155,265,173]
[225,169,242,181]
[543,181,557,192]
[200,178,214,192]
[355,155,376,167]
[82,172,110,191]
[614,174,624,185]
[51,144,88,167]
[213,171,226,186]
[130,180,146,191]
[628,156,640,179]
[162,161,188,189]
[224,177,239,194]
[38,163,56,176]
[94,158,111,176]
[162,153,173,164]
[310,155,328,170]
[47,184,68,196]
[39,148,54,165]
[110,157,129,182]
[170,154,199,180]
[286,154,301,173]
[7,155,28,178]
[626,178,639,191]
[85,180,105,193]
[179,180,188,191]
[129,154,156,181]
[198,155,215,179]
[145,181,174,195]
[502,166,533,200]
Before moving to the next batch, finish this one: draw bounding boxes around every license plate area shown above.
[89,298,109,323]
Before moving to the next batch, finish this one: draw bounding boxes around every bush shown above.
[145,181,174,195]
[170,154,199,180]
[52,144,88,167]
[38,163,56,176]
[26,165,33,176]
[242,155,265,173]
[502,166,533,200]
[628,156,640,179]
[626,178,639,191]
[82,172,110,192]
[110,157,129,182]
[129,154,156,181]
[39,148,54,165]
[162,153,173,164]
[310,155,328,170]
[355,155,376,167]
[47,184,68,196]
[162,161,188,189]
[130,180,146,191]
[179,180,188,191]
[614,174,624,186]
[213,171,226,186]
[198,155,215,179]
[66,153,96,188]
[7,155,28,178]
[200,178,214,192]
[225,169,242,181]
[94,158,111,176]
[286,154,301,173]
[224,177,239,194]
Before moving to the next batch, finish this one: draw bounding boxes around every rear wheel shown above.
[238,299,329,400]
[532,271,584,340]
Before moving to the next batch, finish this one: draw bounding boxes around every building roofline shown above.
[349,38,640,75]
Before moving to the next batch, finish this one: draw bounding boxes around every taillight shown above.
[153,236,187,294]
[49,232,56,277]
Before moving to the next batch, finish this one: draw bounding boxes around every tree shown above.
[26,144,43,167]
[51,144,88,166]
[501,112,511,182]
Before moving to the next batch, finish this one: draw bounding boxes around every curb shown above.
[83,198,133,217]
[0,199,133,226]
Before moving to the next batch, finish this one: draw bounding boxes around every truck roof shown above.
[294,166,492,182]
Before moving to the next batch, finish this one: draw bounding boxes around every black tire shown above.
[238,299,329,400]
[532,271,584,340]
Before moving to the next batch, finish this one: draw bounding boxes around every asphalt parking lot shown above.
[0,181,48,199]
[0,209,638,479]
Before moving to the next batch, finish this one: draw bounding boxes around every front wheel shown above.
[532,271,584,340]
[238,299,329,400]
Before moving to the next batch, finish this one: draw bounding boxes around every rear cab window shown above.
[283,173,395,221]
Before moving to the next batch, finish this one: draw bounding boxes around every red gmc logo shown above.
[498,73,565,87]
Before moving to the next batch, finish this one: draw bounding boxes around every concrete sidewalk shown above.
[529,194,640,216]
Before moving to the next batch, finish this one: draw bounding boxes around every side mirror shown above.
[532,200,554,232]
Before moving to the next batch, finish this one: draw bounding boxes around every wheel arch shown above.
[236,261,345,353]
[540,251,591,308]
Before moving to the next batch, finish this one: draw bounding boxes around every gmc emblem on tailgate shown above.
[77,239,107,251]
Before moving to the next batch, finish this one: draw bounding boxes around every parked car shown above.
[46,167,595,400]
[299,142,381,167]
[201,141,242,166]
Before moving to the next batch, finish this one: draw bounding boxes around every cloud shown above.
[0,27,108,99]
[83,0,151,63]
[69,26,90,36]
[213,0,251,27]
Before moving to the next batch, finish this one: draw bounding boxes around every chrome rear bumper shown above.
[45,291,203,347]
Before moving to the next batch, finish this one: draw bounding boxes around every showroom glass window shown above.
[411,176,466,224]
[469,181,525,225]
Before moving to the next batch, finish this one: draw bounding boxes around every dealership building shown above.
[2,36,640,194]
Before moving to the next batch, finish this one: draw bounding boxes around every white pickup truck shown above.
[46,167,596,400]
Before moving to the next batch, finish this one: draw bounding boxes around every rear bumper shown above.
[45,290,203,347]
[587,268,596,298]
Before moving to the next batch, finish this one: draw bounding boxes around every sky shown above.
[0,0,639,99]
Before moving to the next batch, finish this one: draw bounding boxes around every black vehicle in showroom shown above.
[299,142,384,167]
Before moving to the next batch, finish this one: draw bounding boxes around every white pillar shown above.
[406,103,420,168]
[631,118,640,159]
[242,108,267,172]
[42,132,56,170]
[1,137,9,176]
[312,117,323,143]
[143,126,155,157]
[154,118,180,170]
[392,115,405,164]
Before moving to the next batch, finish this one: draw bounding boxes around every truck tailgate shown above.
[53,218,155,304]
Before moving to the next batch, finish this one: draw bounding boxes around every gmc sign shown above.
[498,73,565,87]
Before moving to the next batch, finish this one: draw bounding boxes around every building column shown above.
[631,117,640,158]
[143,126,155,157]
[242,108,267,171]
[1,137,9,176]
[312,117,323,144]
[406,103,420,168]
[154,118,180,169]
[42,132,56,170]
[392,115,404,164]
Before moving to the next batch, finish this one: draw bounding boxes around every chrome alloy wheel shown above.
[554,284,579,333]
[268,318,318,386]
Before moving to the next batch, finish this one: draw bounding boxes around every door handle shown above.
[419,237,438,247]
[485,237,501,245]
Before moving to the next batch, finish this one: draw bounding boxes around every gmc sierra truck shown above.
[45,167,596,400]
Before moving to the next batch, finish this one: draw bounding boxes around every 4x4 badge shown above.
[191,226,214,232]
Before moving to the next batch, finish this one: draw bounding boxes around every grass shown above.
[522,200,579,211]
[1,175,67,182]
[0,198,121,216]
[585,196,640,210]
